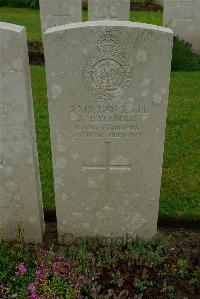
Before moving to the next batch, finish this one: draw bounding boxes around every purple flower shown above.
[56,255,64,261]
[35,264,48,282]
[28,284,36,292]
[15,264,27,275]
[0,284,8,298]
[39,249,49,255]
[75,274,85,289]
[28,284,38,299]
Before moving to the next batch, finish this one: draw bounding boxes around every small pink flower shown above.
[15,264,27,275]
[75,274,85,289]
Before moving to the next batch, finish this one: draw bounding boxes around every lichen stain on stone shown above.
[136,50,147,63]
[152,94,162,104]
[12,58,23,71]
[51,84,63,100]
[71,152,79,161]
[55,157,67,169]
[87,177,97,188]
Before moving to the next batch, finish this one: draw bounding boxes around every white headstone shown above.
[0,22,45,242]
[44,21,173,242]
[88,0,130,21]
[164,0,200,53]
[39,0,82,33]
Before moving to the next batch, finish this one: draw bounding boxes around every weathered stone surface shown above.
[164,0,200,53]
[88,0,130,21]
[39,0,82,33]
[0,22,44,242]
[44,21,173,241]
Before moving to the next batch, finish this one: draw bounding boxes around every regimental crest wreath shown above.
[84,32,132,100]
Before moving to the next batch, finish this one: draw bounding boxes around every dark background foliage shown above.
[0,0,154,9]
[0,0,39,8]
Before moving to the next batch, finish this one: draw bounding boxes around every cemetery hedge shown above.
[0,0,158,9]
[0,0,39,8]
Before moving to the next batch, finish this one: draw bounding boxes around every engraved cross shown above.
[83,142,131,206]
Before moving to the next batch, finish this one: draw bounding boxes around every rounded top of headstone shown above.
[44,21,173,36]
[0,22,25,33]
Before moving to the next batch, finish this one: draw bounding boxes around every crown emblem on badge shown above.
[97,32,120,52]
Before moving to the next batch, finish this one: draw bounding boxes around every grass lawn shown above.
[130,10,162,26]
[30,66,200,220]
[0,8,41,41]
[1,7,200,72]
[0,8,163,42]
[161,72,200,220]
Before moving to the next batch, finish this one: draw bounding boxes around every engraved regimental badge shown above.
[84,32,132,100]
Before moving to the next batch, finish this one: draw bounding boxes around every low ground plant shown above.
[0,232,199,298]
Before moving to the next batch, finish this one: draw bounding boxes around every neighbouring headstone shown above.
[39,0,82,33]
[163,0,200,54]
[88,0,130,21]
[44,21,173,241]
[0,22,45,242]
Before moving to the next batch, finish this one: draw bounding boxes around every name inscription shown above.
[70,103,148,139]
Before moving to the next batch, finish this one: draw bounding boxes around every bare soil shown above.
[28,41,44,65]
[131,2,163,11]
